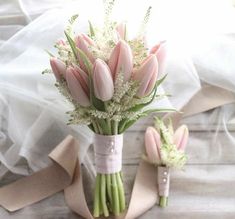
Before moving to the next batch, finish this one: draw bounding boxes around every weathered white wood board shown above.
[1,109,235,219]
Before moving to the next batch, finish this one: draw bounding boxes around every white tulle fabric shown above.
[0,0,235,217]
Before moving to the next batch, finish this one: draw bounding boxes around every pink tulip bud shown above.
[93,59,114,101]
[66,67,90,107]
[70,65,89,95]
[133,54,158,97]
[50,58,66,81]
[75,34,95,71]
[150,41,167,75]
[145,127,162,163]
[108,40,133,82]
[116,22,126,40]
[173,125,189,151]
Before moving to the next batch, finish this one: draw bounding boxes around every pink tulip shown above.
[116,22,126,40]
[173,125,189,151]
[66,67,90,107]
[145,127,162,163]
[70,65,89,95]
[75,33,95,72]
[133,54,158,97]
[108,40,133,82]
[93,59,114,101]
[150,41,167,75]
[50,58,66,81]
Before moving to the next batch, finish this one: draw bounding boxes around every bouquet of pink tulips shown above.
[144,118,189,207]
[44,1,173,217]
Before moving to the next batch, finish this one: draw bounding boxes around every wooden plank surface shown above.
[0,108,235,218]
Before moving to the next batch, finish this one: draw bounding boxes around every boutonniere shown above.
[144,118,189,207]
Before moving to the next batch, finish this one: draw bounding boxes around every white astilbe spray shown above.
[43,4,169,133]
[155,118,187,169]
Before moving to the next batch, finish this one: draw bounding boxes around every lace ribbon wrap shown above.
[157,166,170,197]
[93,134,123,174]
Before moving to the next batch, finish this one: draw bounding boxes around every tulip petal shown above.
[50,58,66,81]
[133,55,158,97]
[150,41,167,75]
[108,40,133,82]
[173,125,189,151]
[116,22,126,40]
[72,65,89,95]
[93,59,114,101]
[145,127,162,163]
[66,68,90,107]
[75,34,95,72]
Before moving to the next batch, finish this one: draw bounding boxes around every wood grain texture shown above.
[1,110,235,219]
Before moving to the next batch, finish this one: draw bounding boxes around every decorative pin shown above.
[110,147,115,153]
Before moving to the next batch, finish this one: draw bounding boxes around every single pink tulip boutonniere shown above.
[144,118,189,207]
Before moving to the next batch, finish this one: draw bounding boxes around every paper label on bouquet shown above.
[93,134,123,174]
[157,166,170,196]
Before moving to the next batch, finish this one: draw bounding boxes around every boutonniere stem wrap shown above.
[144,118,189,207]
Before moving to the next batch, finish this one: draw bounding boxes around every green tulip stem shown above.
[93,174,101,217]
[114,120,119,135]
[116,172,125,212]
[92,121,99,133]
[111,173,120,215]
[159,196,168,208]
[106,174,113,209]
[101,174,109,217]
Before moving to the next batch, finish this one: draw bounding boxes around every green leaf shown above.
[155,74,168,87]
[64,31,78,60]
[88,20,95,37]
[97,119,109,135]
[76,47,93,75]
[44,49,55,57]
[119,119,137,133]
[119,113,147,134]
[141,108,177,115]
[119,107,177,133]
[127,74,168,112]
[128,87,158,112]
[88,124,95,132]
[89,76,105,111]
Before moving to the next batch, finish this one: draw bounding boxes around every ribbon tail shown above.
[64,162,94,219]
[125,161,158,219]
[164,84,235,128]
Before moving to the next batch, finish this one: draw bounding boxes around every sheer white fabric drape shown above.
[0,0,235,201]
